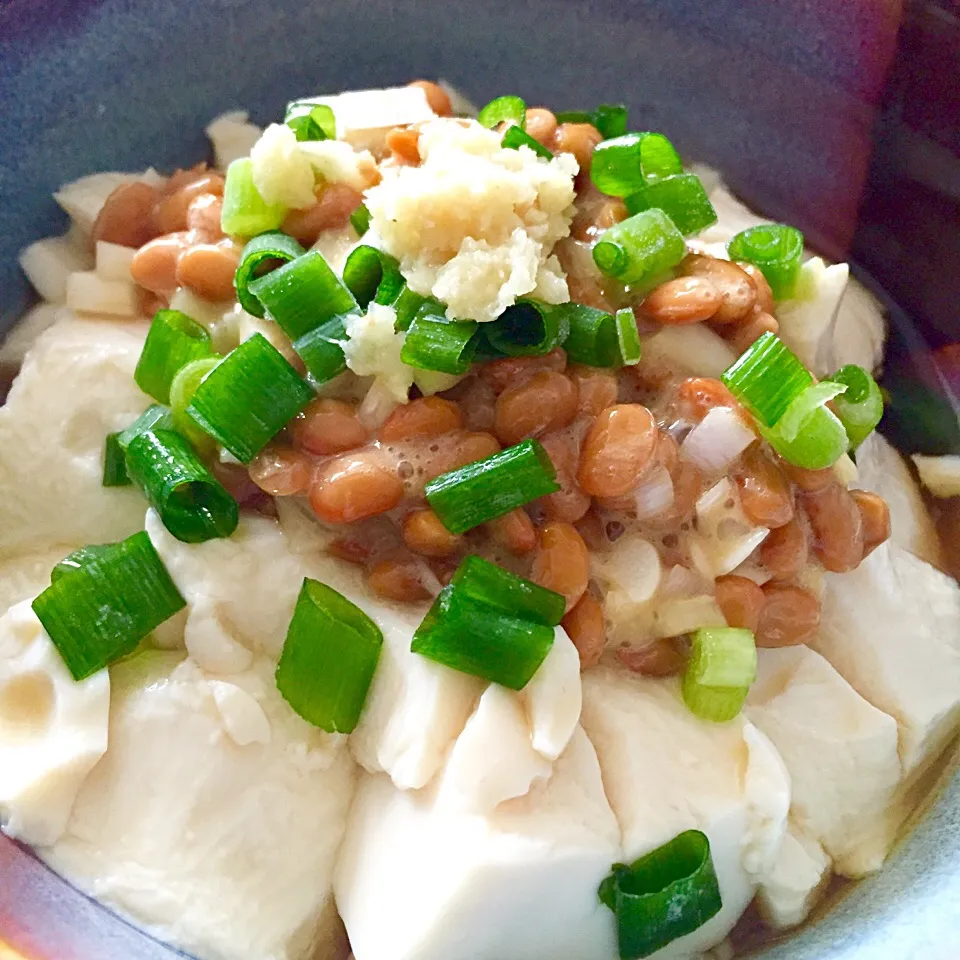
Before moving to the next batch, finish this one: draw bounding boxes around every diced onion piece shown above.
[594,534,662,605]
[632,464,675,520]
[688,477,770,579]
[599,830,723,959]
[653,595,726,640]
[681,407,756,474]
[642,324,738,379]
[32,532,186,681]
[275,578,383,734]
[65,271,139,317]
[95,241,136,281]
[19,233,93,302]
[682,626,757,722]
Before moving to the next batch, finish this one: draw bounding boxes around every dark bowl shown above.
[0,1,957,958]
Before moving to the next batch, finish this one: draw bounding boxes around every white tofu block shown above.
[521,626,582,761]
[0,314,151,557]
[581,667,791,957]
[45,653,355,960]
[747,646,902,876]
[66,271,139,317]
[756,821,832,929]
[0,601,110,847]
[0,545,75,616]
[19,231,94,303]
[855,432,940,568]
[813,542,960,778]
[335,727,621,960]
[0,303,61,368]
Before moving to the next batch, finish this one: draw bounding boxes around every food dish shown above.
[0,80,958,960]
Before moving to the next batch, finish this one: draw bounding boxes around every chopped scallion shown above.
[411,584,555,690]
[51,545,113,583]
[764,388,850,470]
[284,100,336,142]
[350,202,372,237]
[484,299,570,357]
[117,404,175,454]
[293,317,349,385]
[502,125,554,159]
[681,627,756,722]
[187,333,314,462]
[221,158,288,238]
[32,532,186,681]
[599,830,723,959]
[562,304,622,367]
[102,433,130,487]
[342,244,404,310]
[275,578,383,734]
[555,110,593,125]
[721,332,814,428]
[400,310,478,376]
[593,209,686,285]
[478,95,526,130]
[591,132,683,197]
[134,309,213,405]
[247,249,359,341]
[425,439,559,535]
[592,104,629,140]
[828,364,884,450]
[727,224,804,300]
[125,429,239,543]
[392,285,432,332]
[625,174,718,236]
[169,355,221,451]
[234,231,306,318]
[451,555,565,627]
[615,308,642,365]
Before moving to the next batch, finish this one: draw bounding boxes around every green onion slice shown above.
[134,309,213,405]
[592,104,629,140]
[451,555,565,627]
[234,231,306,318]
[247,249,359,341]
[593,209,686,285]
[392,286,432,332]
[401,311,479,376]
[764,398,850,470]
[615,308,642,366]
[284,100,336,142]
[681,627,756,722]
[484,299,570,357]
[625,174,718,237]
[563,304,622,367]
[51,545,113,583]
[727,224,804,300]
[350,203,372,237]
[342,244,404,310]
[102,433,130,487]
[117,404,175,454]
[721,332,814,428]
[221,158,288,238]
[32,532,186,681]
[275,578,383,734]
[293,317,349,385]
[478,95,526,130]
[599,830,723,959]
[828,364,884,450]
[169,355,221,451]
[591,132,684,198]
[502,125,554,159]
[125,429,239,543]
[555,110,594,125]
[411,585,555,690]
[187,333,314,462]
[425,439,560,535]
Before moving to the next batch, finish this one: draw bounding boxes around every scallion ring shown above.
[234,231,306,318]
[134,309,213,405]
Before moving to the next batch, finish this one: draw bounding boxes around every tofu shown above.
[335,727,621,960]
[747,646,902,876]
[520,625,582,761]
[44,652,355,960]
[756,821,832,929]
[912,454,960,500]
[0,544,74,616]
[0,601,110,847]
[0,314,151,558]
[148,508,481,790]
[854,432,940,568]
[580,667,791,956]
[812,542,960,778]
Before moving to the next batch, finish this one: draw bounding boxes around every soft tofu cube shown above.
[0,601,110,847]
[0,315,150,557]
[44,652,355,960]
[813,542,960,779]
[313,86,436,151]
[756,821,832,929]
[747,646,902,876]
[335,727,621,960]
[580,667,791,957]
